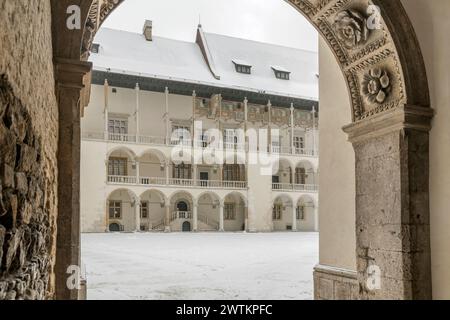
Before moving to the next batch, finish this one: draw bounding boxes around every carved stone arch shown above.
[51,0,433,300]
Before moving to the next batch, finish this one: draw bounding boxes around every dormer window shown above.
[91,43,100,54]
[272,66,291,80]
[232,59,252,74]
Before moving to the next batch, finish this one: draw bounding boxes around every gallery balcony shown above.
[107,175,248,190]
[82,132,317,158]
[272,183,318,193]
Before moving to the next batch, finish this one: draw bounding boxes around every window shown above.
[296,167,307,185]
[140,201,149,219]
[272,66,291,80]
[172,125,191,145]
[223,164,242,182]
[224,203,236,220]
[109,201,122,219]
[275,71,290,80]
[235,64,251,74]
[91,43,100,54]
[296,206,305,220]
[108,158,127,176]
[108,118,128,135]
[233,60,252,74]
[272,204,283,221]
[173,163,192,179]
[294,136,305,150]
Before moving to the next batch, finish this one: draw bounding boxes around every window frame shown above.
[272,204,283,221]
[140,201,149,219]
[109,201,122,220]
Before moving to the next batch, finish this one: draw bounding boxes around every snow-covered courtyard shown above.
[81,232,319,300]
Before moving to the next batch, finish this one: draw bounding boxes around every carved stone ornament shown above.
[333,9,369,49]
[362,68,391,104]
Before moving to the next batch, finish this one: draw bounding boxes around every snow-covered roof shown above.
[90,27,318,101]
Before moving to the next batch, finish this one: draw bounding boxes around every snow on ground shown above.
[81,232,319,300]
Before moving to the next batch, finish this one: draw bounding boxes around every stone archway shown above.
[50,0,433,300]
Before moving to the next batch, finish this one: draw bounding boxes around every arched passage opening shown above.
[106,189,139,233]
[48,0,434,301]
[197,192,221,231]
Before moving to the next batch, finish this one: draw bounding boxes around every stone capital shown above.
[55,58,93,115]
[343,105,434,144]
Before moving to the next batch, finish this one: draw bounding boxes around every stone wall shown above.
[0,0,58,300]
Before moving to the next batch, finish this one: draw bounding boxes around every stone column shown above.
[311,106,317,156]
[267,100,272,153]
[244,206,249,232]
[135,83,140,142]
[219,203,225,232]
[165,87,170,145]
[292,205,298,232]
[314,204,319,232]
[193,203,198,232]
[104,79,109,140]
[343,105,433,300]
[290,103,295,155]
[164,204,171,233]
[165,163,170,185]
[135,198,141,232]
[54,58,92,300]
[135,161,140,184]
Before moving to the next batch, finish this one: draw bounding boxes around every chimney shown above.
[143,20,153,41]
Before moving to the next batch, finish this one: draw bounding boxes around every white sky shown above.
[101,0,318,52]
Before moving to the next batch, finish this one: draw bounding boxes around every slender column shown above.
[292,204,298,232]
[135,161,140,184]
[192,90,196,148]
[104,79,109,139]
[290,103,295,155]
[244,206,249,232]
[135,198,141,232]
[311,106,316,156]
[267,100,272,153]
[164,204,171,233]
[54,58,92,300]
[135,83,140,142]
[244,97,248,151]
[165,163,170,185]
[165,87,170,145]
[313,204,319,232]
[193,203,198,232]
[219,203,225,232]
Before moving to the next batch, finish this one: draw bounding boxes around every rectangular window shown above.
[224,203,236,220]
[108,118,128,135]
[109,201,122,219]
[235,64,251,74]
[173,163,192,179]
[108,158,128,176]
[275,71,290,80]
[172,125,191,146]
[296,168,307,185]
[140,201,149,219]
[296,206,305,220]
[272,204,283,221]
[294,136,305,150]
[223,165,242,182]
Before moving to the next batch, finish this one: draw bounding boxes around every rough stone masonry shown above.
[0,77,56,300]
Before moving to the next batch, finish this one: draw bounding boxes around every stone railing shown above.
[171,211,192,222]
[108,176,248,190]
[272,183,318,192]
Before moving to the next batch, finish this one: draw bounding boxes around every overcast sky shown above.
[101,0,318,52]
